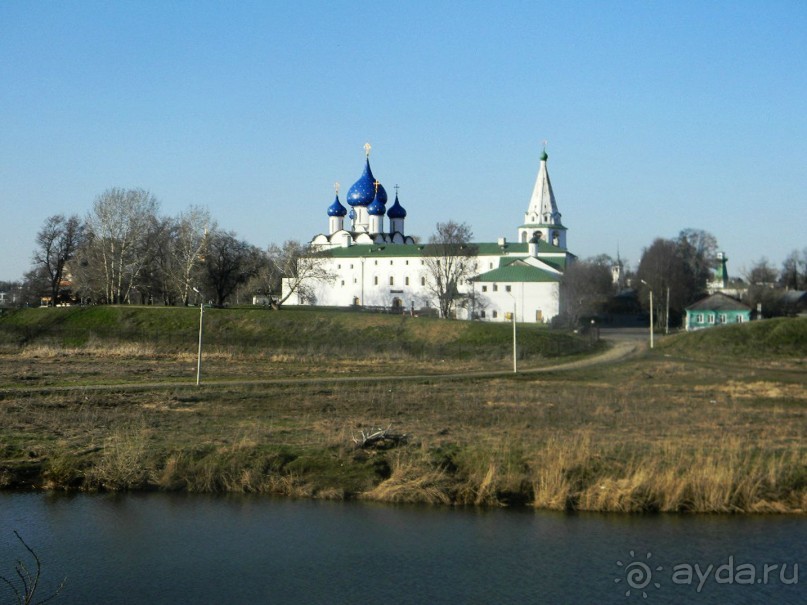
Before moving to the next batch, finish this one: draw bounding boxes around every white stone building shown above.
[282,145,575,322]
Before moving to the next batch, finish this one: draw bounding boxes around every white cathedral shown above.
[281,144,575,323]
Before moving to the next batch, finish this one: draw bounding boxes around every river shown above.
[0,492,803,604]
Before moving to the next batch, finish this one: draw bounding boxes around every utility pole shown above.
[193,288,204,386]
[641,280,654,349]
[665,286,670,335]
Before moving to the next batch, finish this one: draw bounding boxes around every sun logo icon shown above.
[615,550,663,599]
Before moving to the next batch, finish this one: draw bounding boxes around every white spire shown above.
[518,145,567,249]
[525,149,561,225]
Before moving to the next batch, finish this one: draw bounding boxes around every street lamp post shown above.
[192,288,204,385]
[507,292,517,373]
[640,280,654,349]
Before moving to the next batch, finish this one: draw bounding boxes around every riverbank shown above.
[1,311,805,513]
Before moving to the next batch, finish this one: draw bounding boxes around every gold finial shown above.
[373,180,380,194]
[364,142,372,158]
[334,181,340,195]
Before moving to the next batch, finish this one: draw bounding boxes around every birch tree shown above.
[84,188,160,304]
[167,206,214,305]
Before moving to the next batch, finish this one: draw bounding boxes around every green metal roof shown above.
[474,261,560,283]
[320,240,568,259]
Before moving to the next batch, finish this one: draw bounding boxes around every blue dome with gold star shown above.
[327,193,347,217]
[386,193,406,219]
[347,158,387,207]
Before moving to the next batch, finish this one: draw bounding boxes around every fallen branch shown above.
[352,425,408,449]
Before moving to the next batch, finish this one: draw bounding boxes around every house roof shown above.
[780,290,807,304]
[319,240,569,260]
[686,292,751,312]
[474,259,561,283]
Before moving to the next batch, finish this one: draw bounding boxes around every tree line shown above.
[561,228,807,327]
[21,188,323,308]
[7,189,806,324]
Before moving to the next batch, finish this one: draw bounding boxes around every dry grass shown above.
[0,343,804,513]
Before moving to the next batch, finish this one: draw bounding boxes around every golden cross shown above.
[394,184,400,195]
[373,180,380,194]
[334,181,340,194]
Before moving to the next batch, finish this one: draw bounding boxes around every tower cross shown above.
[364,142,372,157]
[334,181,340,194]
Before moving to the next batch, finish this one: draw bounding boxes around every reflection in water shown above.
[0,493,804,604]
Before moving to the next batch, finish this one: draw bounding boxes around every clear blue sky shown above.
[1,1,805,282]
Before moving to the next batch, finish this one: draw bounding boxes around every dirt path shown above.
[1,338,644,395]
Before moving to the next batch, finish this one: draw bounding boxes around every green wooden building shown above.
[685,292,752,331]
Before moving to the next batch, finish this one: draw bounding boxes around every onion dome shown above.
[367,190,386,216]
[327,193,347,217]
[347,159,387,207]
[386,193,407,219]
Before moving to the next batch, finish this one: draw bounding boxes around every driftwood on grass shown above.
[352,425,408,449]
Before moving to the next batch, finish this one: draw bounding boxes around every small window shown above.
[405,260,409,265]
[480,310,486,318]
[708,314,715,324]
[390,260,393,266]
[338,264,341,269]
[350,264,354,269]
[489,262,493,269]
[493,284,498,292]
[341,280,345,286]
[505,285,511,292]
[736,315,744,323]
[421,277,426,286]
[389,276,394,285]
[718,313,727,323]
[696,313,704,323]
[374,260,378,266]
[353,278,357,284]
[405,277,410,286]
[482,285,488,292]
[492,310,498,318]
[374,276,378,285]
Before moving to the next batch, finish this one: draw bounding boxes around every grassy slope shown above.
[0,310,804,512]
[0,305,598,362]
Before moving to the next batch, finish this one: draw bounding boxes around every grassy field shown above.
[0,307,805,513]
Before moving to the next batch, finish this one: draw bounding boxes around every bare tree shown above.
[32,214,84,305]
[201,230,263,306]
[779,249,806,290]
[270,240,335,307]
[677,228,719,289]
[421,221,478,318]
[743,257,782,317]
[166,206,214,305]
[560,257,615,327]
[636,238,698,329]
[83,188,160,304]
